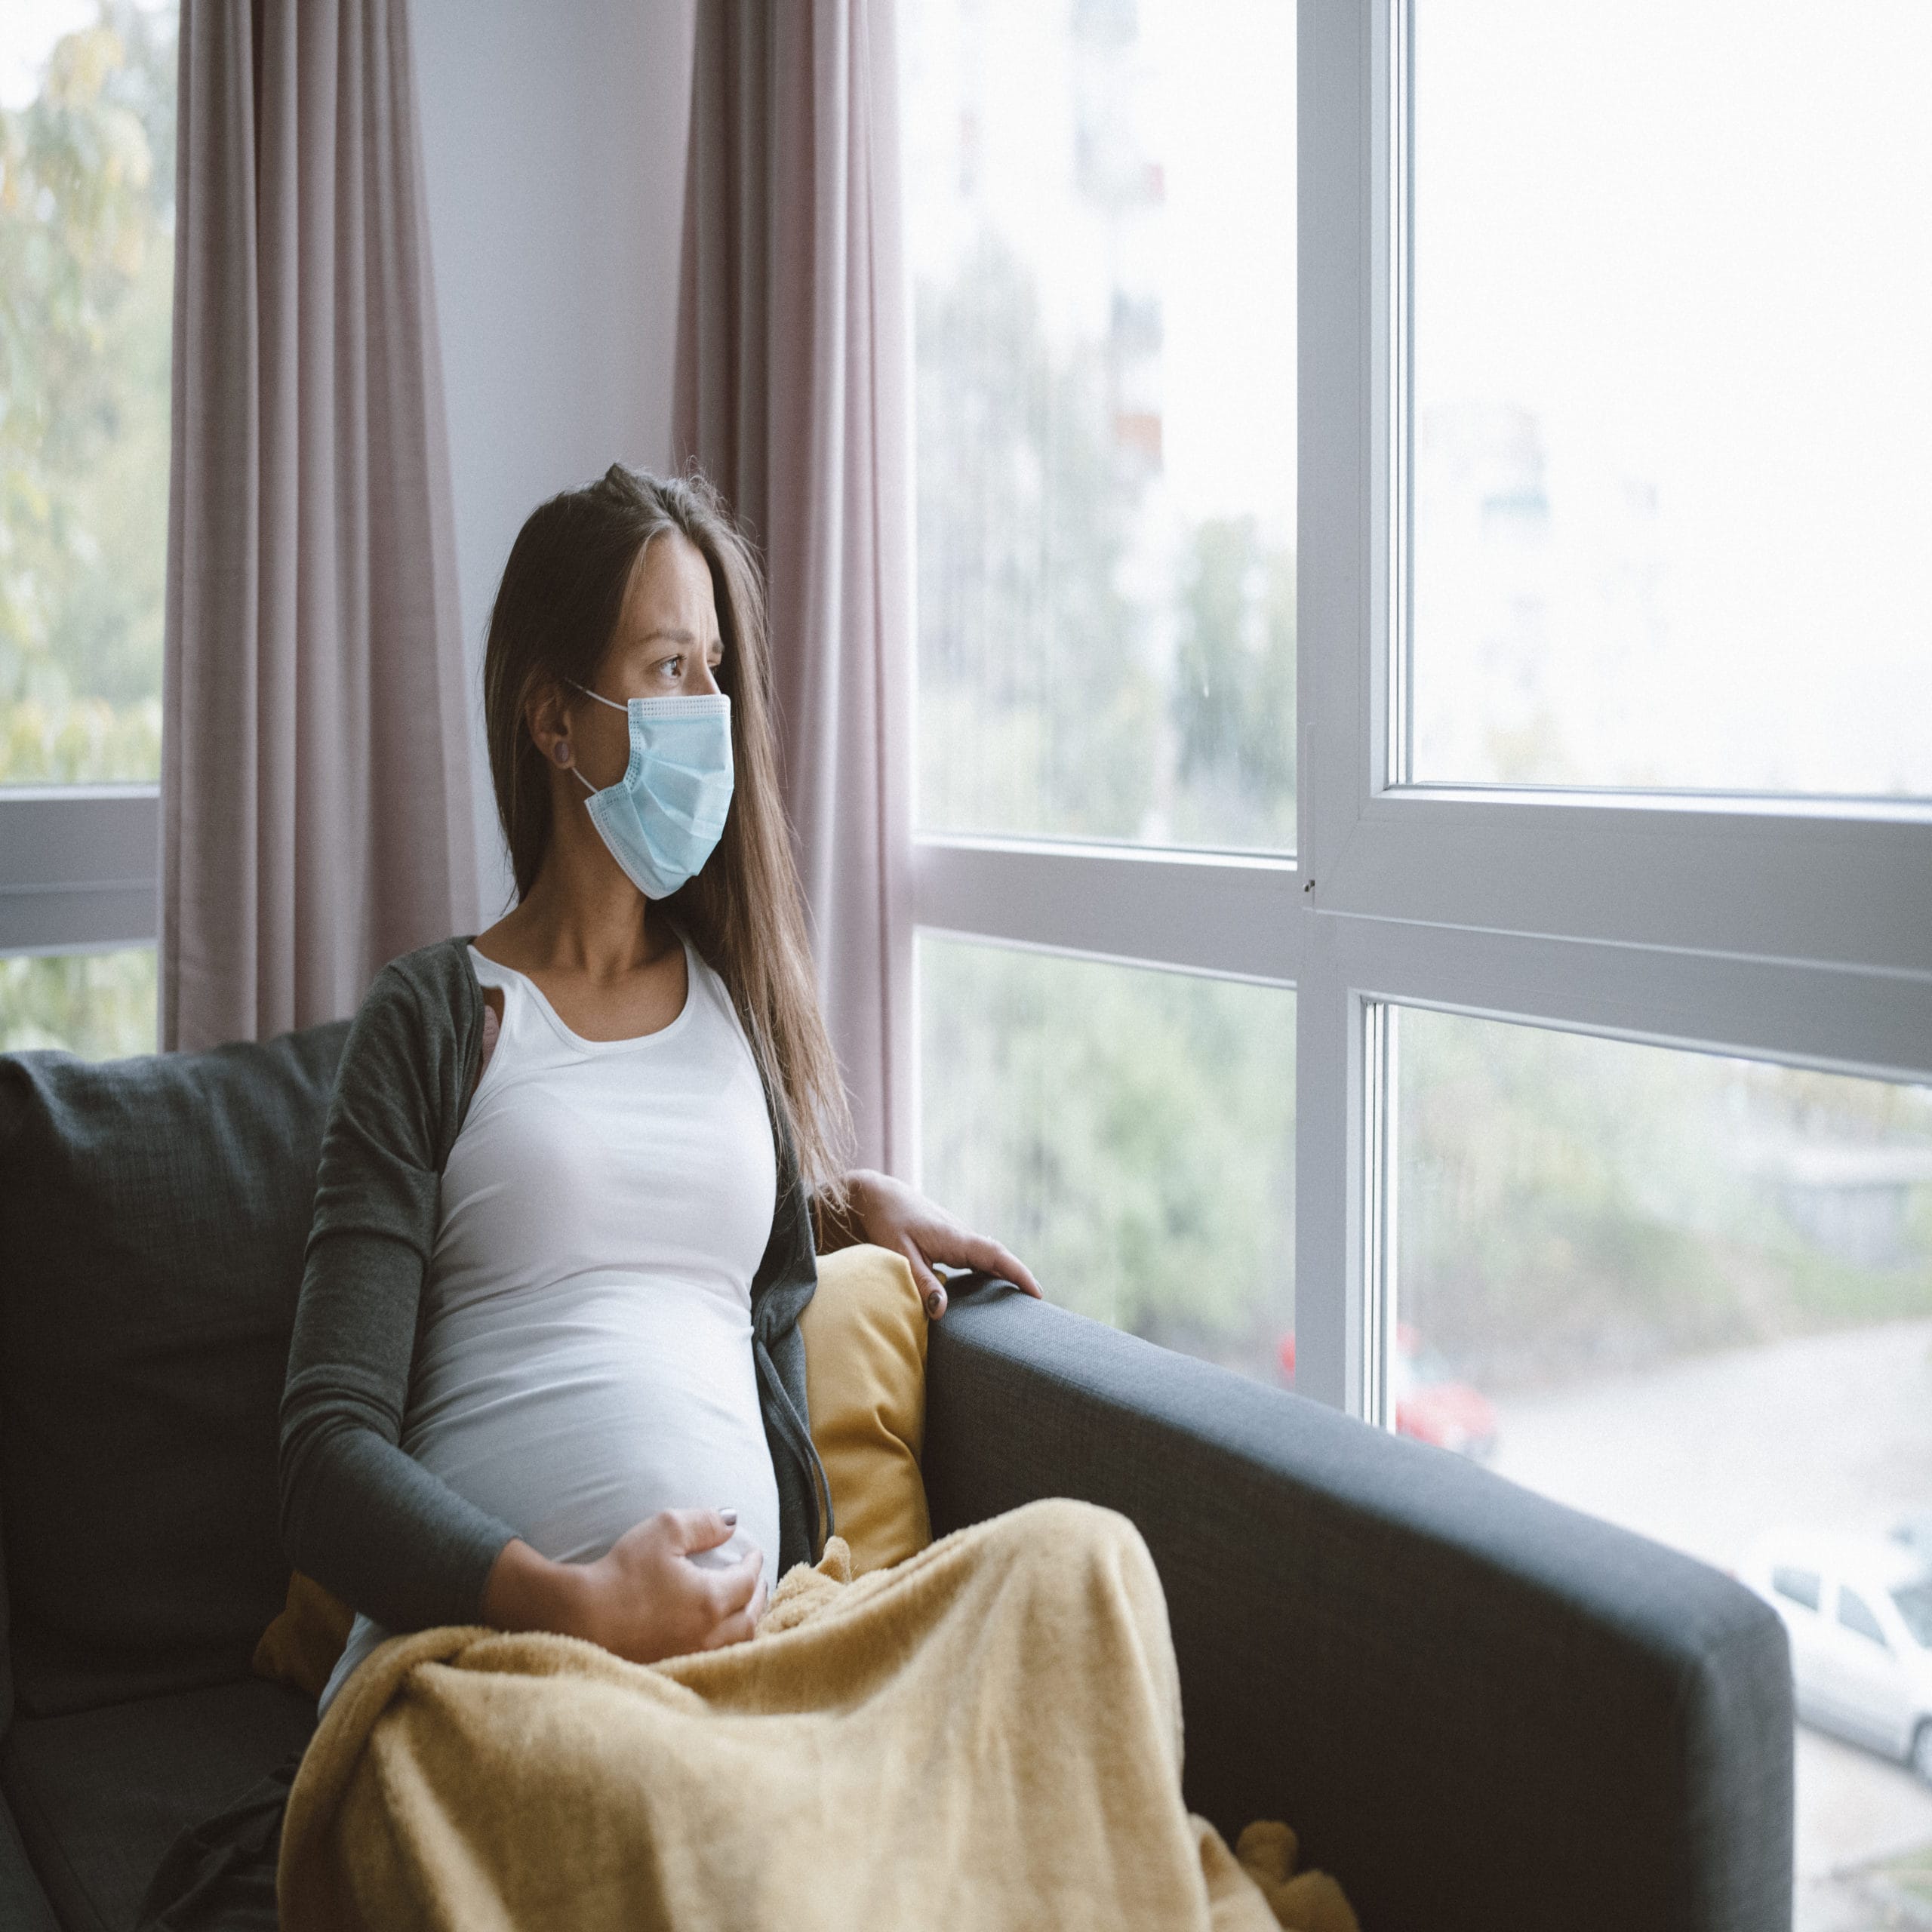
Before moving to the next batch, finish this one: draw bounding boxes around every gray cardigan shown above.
[277,935,831,1638]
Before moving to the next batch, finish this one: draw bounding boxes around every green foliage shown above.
[1398,1011,1932,1390]
[914,236,1299,854]
[914,232,1158,839]
[921,940,1294,1374]
[0,946,155,1055]
[0,2,174,783]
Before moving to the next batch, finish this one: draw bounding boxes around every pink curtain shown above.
[673,0,915,1178]
[162,0,476,1051]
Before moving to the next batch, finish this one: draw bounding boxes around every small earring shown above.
[552,742,571,767]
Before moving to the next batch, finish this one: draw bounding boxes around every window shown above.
[1,0,175,787]
[0,3,172,1024]
[0,947,155,1056]
[904,0,1297,851]
[1409,1,1932,798]
[1393,1008,1932,1578]
[919,939,1293,1372]
[1774,1567,1823,1615]
[904,0,1300,1385]
[1361,16,1932,1915]
[909,11,1932,1924]
[1837,1588,1887,1649]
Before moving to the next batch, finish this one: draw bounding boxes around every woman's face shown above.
[571,528,724,786]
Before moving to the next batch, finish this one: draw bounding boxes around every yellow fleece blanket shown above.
[278,1498,1356,1932]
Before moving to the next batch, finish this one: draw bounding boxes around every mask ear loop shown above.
[566,681,626,795]
[572,680,629,712]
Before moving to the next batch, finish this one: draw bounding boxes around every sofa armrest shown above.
[924,1278,1792,1932]
[0,1796,59,1932]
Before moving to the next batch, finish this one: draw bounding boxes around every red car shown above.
[1278,1324,1497,1460]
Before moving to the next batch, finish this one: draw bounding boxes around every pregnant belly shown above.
[401,1275,783,1590]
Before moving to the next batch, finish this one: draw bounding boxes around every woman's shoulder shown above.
[338,936,481,1088]
[321,937,487,1170]
[361,935,480,1017]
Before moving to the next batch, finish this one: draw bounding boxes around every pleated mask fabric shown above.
[574,691,734,900]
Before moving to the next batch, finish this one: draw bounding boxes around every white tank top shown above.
[318,929,782,1714]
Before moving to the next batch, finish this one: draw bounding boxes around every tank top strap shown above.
[465,944,543,1077]
[465,944,521,1013]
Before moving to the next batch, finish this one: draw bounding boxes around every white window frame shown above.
[0,788,160,958]
[909,0,1932,1426]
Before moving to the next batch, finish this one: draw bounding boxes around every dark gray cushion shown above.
[0,1795,60,1932]
[0,1026,349,1718]
[926,1278,1794,1932]
[0,1459,14,1739]
[1,1678,314,1932]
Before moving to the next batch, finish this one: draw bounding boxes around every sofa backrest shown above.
[0,1023,349,1724]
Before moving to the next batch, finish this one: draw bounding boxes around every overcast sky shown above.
[1414,0,1932,795]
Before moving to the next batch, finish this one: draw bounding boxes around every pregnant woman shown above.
[146,465,1338,1932]
[283,465,1040,1713]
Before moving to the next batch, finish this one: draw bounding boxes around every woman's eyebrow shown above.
[638,626,724,652]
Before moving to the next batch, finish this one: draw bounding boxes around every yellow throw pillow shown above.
[252,1569,355,1701]
[254,1241,933,1697]
[798,1242,934,1576]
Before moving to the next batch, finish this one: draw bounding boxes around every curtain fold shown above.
[674,0,914,1177]
[162,0,475,1052]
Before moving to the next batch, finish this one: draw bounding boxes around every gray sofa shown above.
[0,1023,1793,1932]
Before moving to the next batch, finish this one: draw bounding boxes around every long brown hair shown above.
[481,464,853,1195]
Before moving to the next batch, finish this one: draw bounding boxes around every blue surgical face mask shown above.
[570,685,734,900]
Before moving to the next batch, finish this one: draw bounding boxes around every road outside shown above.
[1487,1319,1932,1932]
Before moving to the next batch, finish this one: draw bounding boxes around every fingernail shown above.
[925,1291,944,1317]
[718,1506,739,1525]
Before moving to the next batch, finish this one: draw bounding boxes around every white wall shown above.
[412,0,697,920]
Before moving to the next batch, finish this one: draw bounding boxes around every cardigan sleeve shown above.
[278,952,518,1636]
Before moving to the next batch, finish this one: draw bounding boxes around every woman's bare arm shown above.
[811,1169,1044,1320]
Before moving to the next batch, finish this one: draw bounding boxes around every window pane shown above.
[1411,2,1932,798]
[918,937,1293,1376]
[1,2,177,786]
[0,946,155,1055]
[903,1,1297,850]
[1394,1008,1932,1927]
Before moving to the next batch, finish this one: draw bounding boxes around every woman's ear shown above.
[525,679,574,771]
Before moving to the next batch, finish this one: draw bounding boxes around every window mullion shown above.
[1295,0,1395,1415]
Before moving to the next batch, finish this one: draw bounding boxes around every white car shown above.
[1738,1530,1932,1783]
[1895,1512,1932,1566]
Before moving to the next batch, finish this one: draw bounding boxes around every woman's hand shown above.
[841,1168,1043,1321]
[481,1509,765,1665]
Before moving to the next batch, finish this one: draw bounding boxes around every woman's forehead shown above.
[623,528,716,630]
